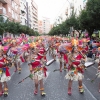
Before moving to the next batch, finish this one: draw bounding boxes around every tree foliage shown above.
[49,11,79,36]
[0,16,39,36]
[49,0,100,37]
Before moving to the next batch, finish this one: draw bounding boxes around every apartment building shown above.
[38,20,43,34]
[0,0,20,22]
[53,0,73,26]
[20,0,28,26]
[27,0,38,31]
[42,17,50,34]
[73,0,84,16]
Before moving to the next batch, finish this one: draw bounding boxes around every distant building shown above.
[42,17,50,34]
[28,0,38,31]
[38,20,43,34]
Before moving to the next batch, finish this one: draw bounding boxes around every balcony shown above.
[0,0,7,4]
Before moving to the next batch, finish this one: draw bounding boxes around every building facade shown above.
[28,0,38,31]
[42,17,50,34]
[53,0,88,27]
[38,20,43,34]
[0,0,20,22]
[20,0,28,26]
[53,0,72,27]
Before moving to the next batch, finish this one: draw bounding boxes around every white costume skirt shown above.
[59,57,64,63]
[65,70,84,81]
[98,74,100,78]
[0,73,11,82]
[25,52,29,56]
[53,50,57,55]
[32,70,44,81]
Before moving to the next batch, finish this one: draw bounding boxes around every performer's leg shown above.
[3,82,8,97]
[14,62,17,72]
[68,80,72,95]
[0,82,3,96]
[40,79,46,96]
[60,61,62,72]
[34,79,38,95]
[49,48,51,56]
[18,61,21,74]
[53,54,56,60]
[78,80,84,93]
[99,83,100,93]
[64,62,66,70]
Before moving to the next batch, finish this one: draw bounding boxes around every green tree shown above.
[79,0,100,37]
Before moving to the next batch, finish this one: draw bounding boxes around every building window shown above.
[12,10,14,18]
[15,3,17,10]
[3,7,6,14]
[8,7,11,13]
[12,1,14,8]
[15,13,18,20]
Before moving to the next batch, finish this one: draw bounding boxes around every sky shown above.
[34,0,70,24]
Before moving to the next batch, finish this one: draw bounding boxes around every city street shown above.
[1,53,100,100]
[0,0,100,100]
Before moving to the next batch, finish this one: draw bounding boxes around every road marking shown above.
[91,66,97,70]
[83,83,97,100]
[44,71,50,84]
[11,72,15,77]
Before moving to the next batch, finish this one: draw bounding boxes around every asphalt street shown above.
[0,54,100,100]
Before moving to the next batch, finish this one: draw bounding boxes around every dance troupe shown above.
[0,34,100,97]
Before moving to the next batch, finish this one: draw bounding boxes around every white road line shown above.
[83,83,97,100]
[11,72,15,77]
[91,66,97,70]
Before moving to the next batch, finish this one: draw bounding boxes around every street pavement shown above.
[0,54,100,100]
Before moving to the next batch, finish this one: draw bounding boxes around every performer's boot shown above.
[34,90,38,95]
[18,67,21,74]
[68,87,71,95]
[79,86,84,94]
[40,80,46,96]
[40,88,46,96]
[34,82,38,95]
[85,66,87,70]
[3,88,8,97]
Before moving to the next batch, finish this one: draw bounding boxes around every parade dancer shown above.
[65,39,86,95]
[0,47,11,97]
[10,40,18,72]
[52,45,57,60]
[28,47,46,96]
[58,51,64,72]
[81,39,89,69]
[81,38,89,56]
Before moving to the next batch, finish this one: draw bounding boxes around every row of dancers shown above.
[0,35,99,97]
